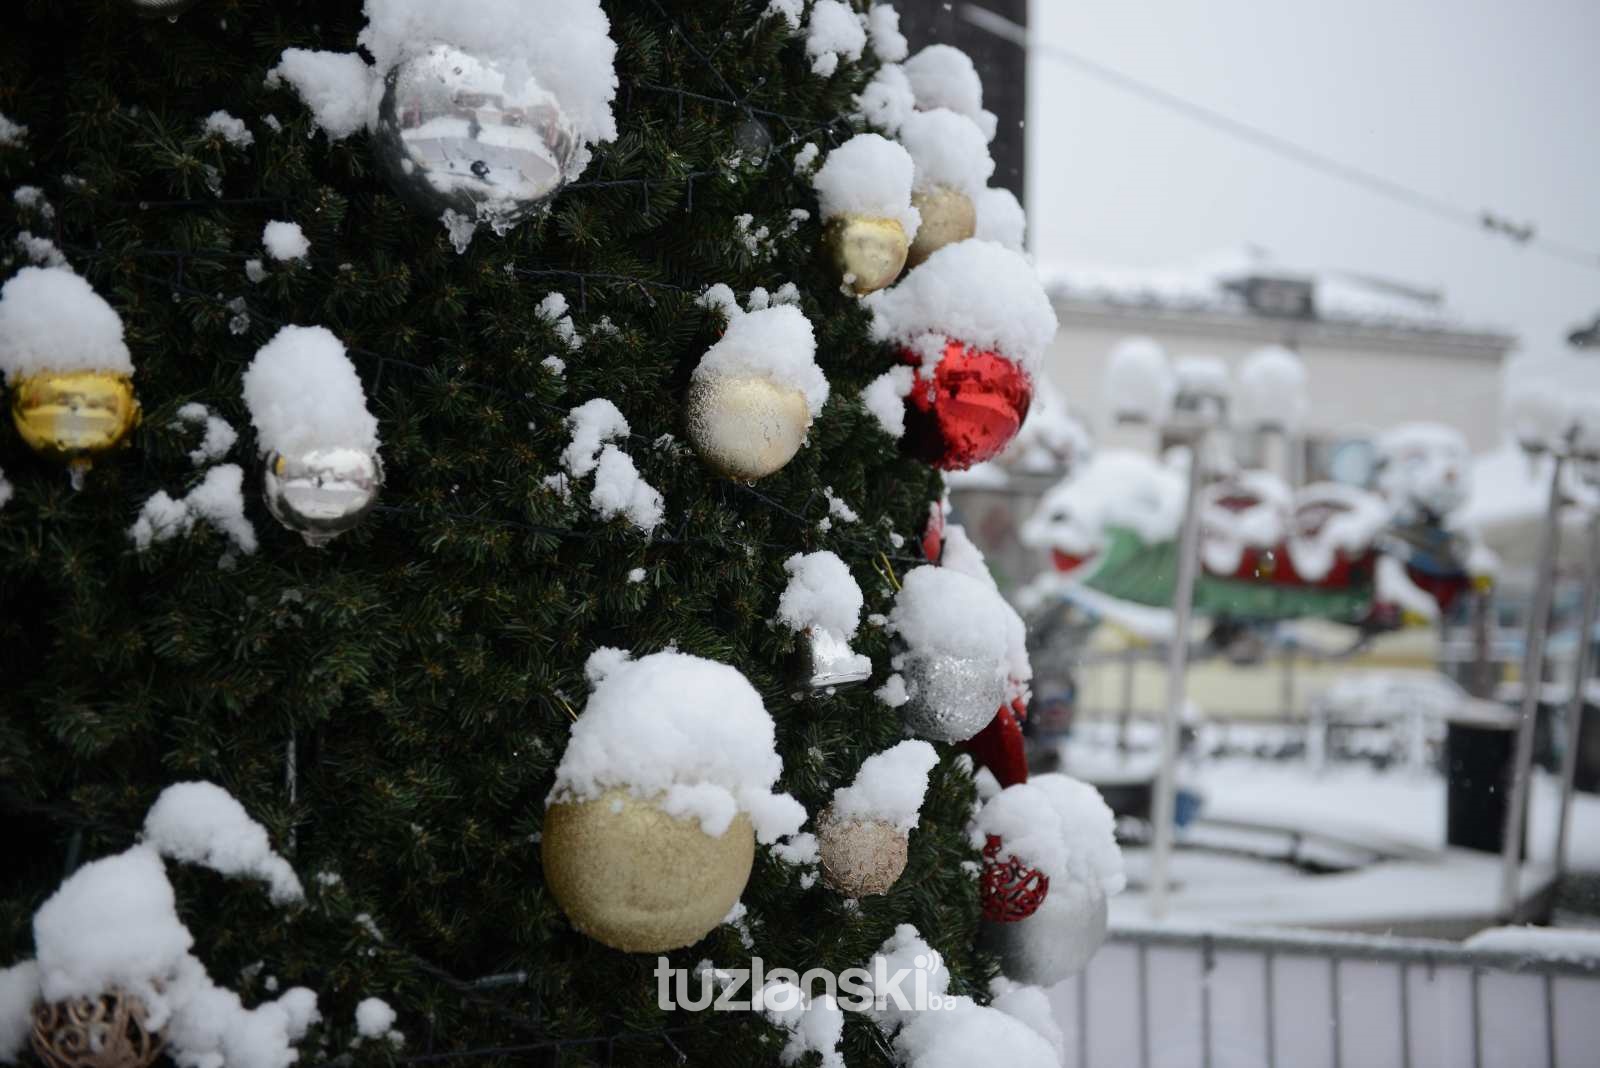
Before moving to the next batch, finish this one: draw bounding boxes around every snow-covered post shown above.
[1553,510,1600,880]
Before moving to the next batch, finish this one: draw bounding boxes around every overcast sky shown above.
[1023,0,1600,359]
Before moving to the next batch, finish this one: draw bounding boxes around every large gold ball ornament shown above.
[32,990,166,1068]
[542,788,756,952]
[10,370,141,486]
[823,214,910,296]
[907,186,976,267]
[685,373,812,481]
[816,806,908,897]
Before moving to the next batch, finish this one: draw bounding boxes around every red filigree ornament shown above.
[922,499,945,563]
[964,699,1028,788]
[900,340,1032,471]
[980,834,1049,923]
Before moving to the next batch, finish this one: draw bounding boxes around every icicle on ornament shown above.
[686,301,829,481]
[0,268,141,489]
[542,650,806,952]
[811,134,918,295]
[242,326,383,547]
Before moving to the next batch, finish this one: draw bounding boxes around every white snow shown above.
[875,673,909,708]
[245,259,267,284]
[1235,345,1307,431]
[261,221,309,262]
[175,403,239,466]
[895,998,1059,1068]
[861,365,914,438]
[760,985,844,1068]
[242,326,380,457]
[902,44,998,140]
[0,267,133,381]
[866,5,908,61]
[693,304,829,418]
[1464,926,1600,962]
[547,650,806,843]
[888,565,1013,683]
[897,108,993,196]
[537,292,583,351]
[202,110,254,148]
[13,230,67,268]
[1102,336,1174,425]
[792,142,820,172]
[864,240,1057,376]
[0,113,26,147]
[778,551,864,638]
[354,997,398,1040]
[987,978,1065,1062]
[937,526,1031,700]
[559,399,663,534]
[1173,354,1230,403]
[811,133,921,237]
[0,469,11,511]
[1022,449,1187,560]
[804,0,867,77]
[142,781,304,905]
[861,924,949,1032]
[972,773,1124,906]
[266,50,378,140]
[12,186,53,221]
[830,740,939,833]
[855,63,916,135]
[627,566,645,583]
[974,186,1025,251]
[0,961,40,1064]
[764,0,803,29]
[1375,422,1470,522]
[129,464,259,556]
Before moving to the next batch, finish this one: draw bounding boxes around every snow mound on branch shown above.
[0,113,26,147]
[862,365,914,438]
[1236,345,1307,430]
[0,469,11,512]
[971,774,1124,892]
[778,550,864,638]
[866,6,908,61]
[888,565,1016,698]
[804,0,867,77]
[937,526,1031,699]
[903,45,998,141]
[693,304,828,418]
[864,241,1057,376]
[896,998,1058,1068]
[262,221,309,262]
[202,111,254,148]
[861,925,949,1031]
[831,740,938,833]
[974,187,1025,251]
[129,464,258,556]
[175,402,239,467]
[1102,336,1174,424]
[898,108,993,196]
[760,984,844,1068]
[266,50,379,140]
[548,650,806,843]
[0,267,133,381]
[855,63,916,134]
[143,781,304,905]
[765,0,804,30]
[988,978,1065,1062]
[811,133,921,238]
[560,399,664,534]
[243,326,380,457]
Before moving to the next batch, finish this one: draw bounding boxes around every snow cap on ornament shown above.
[542,649,806,952]
[885,566,1016,742]
[973,187,1026,252]
[687,297,827,480]
[1235,345,1308,433]
[902,44,998,141]
[812,133,920,295]
[897,108,993,267]
[864,240,1056,469]
[816,740,938,897]
[777,550,872,688]
[266,0,618,250]
[242,325,383,547]
[0,267,140,484]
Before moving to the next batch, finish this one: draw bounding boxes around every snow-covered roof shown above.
[1041,245,1511,342]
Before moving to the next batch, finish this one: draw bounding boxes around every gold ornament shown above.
[32,990,165,1068]
[907,186,976,267]
[816,806,908,897]
[823,213,909,295]
[10,370,140,485]
[685,373,811,481]
[542,788,755,952]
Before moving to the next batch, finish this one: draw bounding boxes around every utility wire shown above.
[960,4,1600,273]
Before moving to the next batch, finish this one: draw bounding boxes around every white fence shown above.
[1047,924,1600,1068]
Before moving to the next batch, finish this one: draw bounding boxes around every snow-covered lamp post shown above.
[1111,343,1308,919]
[1498,378,1600,917]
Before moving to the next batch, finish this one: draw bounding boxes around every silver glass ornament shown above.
[899,651,1007,742]
[128,0,202,17]
[981,877,1108,985]
[373,44,579,234]
[732,118,773,164]
[263,447,383,548]
[801,626,872,689]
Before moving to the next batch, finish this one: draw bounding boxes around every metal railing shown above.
[1049,924,1600,1068]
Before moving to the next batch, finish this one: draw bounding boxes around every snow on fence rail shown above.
[1048,922,1600,1068]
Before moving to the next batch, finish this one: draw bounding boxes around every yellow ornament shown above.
[10,370,140,484]
[32,990,166,1068]
[907,186,976,267]
[816,806,908,897]
[685,373,812,481]
[823,213,910,296]
[542,788,755,952]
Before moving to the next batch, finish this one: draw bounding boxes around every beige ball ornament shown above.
[823,213,910,296]
[907,186,976,267]
[816,806,908,897]
[31,990,165,1068]
[542,788,756,952]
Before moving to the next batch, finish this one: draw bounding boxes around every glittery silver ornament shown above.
[372,44,579,234]
[800,626,872,689]
[263,447,383,547]
[899,651,1007,742]
[981,876,1108,985]
[816,806,907,897]
[127,0,201,18]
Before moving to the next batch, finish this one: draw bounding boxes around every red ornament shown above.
[922,499,945,563]
[900,340,1032,471]
[964,700,1028,787]
[980,835,1049,923]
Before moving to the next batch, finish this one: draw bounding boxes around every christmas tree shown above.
[0,2,1117,1066]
